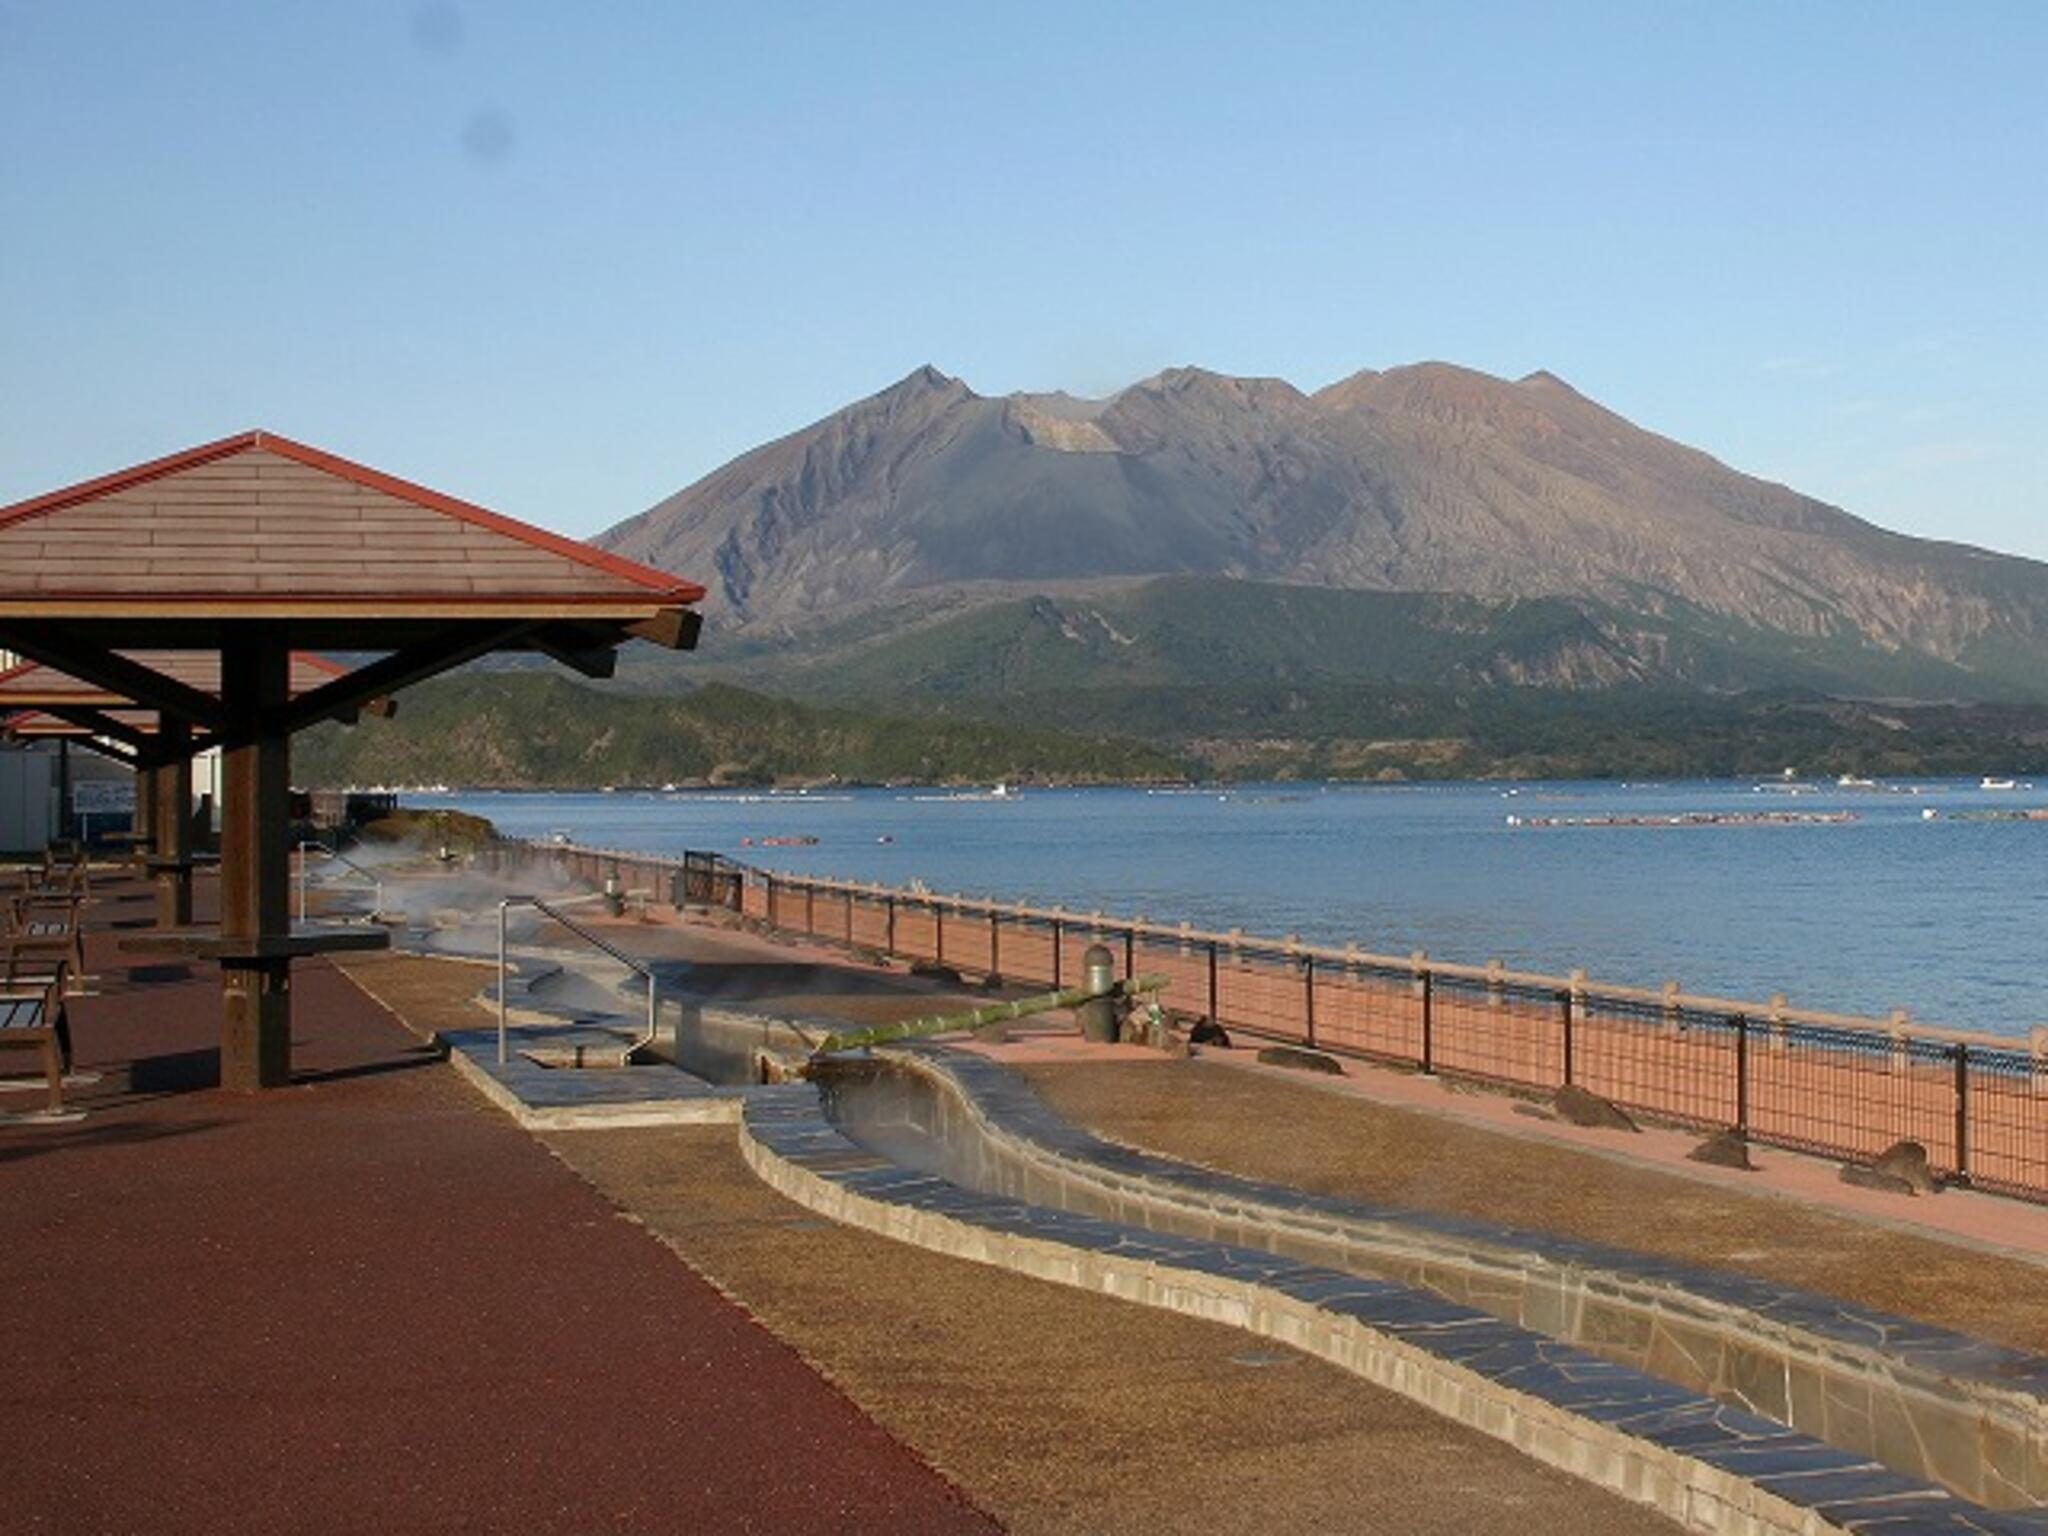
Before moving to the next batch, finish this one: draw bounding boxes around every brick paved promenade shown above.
[0,877,993,1535]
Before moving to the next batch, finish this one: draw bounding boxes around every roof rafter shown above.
[0,628,226,730]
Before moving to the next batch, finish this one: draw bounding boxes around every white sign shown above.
[72,779,135,814]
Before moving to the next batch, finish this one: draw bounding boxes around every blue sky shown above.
[2,1,2043,556]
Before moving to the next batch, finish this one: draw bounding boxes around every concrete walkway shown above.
[0,875,992,1535]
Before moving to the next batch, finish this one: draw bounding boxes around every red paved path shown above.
[0,877,995,1535]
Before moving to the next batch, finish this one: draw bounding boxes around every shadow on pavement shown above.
[0,1115,223,1167]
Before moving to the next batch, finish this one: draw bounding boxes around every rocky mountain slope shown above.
[597,362,2048,698]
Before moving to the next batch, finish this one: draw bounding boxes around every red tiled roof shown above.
[0,431,704,610]
[0,650,347,705]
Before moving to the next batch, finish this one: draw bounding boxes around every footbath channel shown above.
[779,1043,2048,1533]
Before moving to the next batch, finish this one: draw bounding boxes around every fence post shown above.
[935,900,945,965]
[1954,1044,1971,1186]
[989,909,1001,978]
[1734,1014,1749,1135]
[885,894,896,955]
[1052,916,1063,988]
[805,883,815,936]
[1123,927,1135,981]
[1207,941,1219,1025]
[1303,953,1316,1047]
[766,875,777,929]
[1420,967,1435,1075]
[1559,987,1575,1086]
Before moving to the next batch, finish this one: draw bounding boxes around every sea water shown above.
[421,778,2048,1037]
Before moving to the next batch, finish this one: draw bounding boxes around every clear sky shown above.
[2,2,2043,557]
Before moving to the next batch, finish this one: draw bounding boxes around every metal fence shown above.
[498,839,2048,1206]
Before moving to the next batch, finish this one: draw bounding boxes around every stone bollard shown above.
[604,872,625,918]
[1077,942,1119,1044]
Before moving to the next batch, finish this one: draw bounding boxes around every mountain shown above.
[597,362,2048,699]
[668,579,1999,710]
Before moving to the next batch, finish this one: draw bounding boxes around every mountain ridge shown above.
[595,360,2048,700]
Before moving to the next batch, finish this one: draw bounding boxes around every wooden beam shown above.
[0,628,225,730]
[624,607,703,651]
[58,735,140,767]
[41,705,153,753]
[528,633,618,679]
[282,622,536,733]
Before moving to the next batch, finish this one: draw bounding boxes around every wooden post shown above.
[131,761,156,856]
[153,719,194,929]
[218,630,292,1090]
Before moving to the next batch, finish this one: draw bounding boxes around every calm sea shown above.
[421,778,2048,1038]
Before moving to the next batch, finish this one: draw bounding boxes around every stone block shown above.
[1255,1044,1345,1075]
[1554,1083,1639,1132]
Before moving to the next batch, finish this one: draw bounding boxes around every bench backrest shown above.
[8,891,80,927]
[3,937,71,989]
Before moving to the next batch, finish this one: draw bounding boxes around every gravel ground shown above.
[1017,1056,2048,1355]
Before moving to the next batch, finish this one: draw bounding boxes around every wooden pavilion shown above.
[0,651,374,925]
[0,430,703,1089]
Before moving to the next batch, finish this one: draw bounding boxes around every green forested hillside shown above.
[294,669,2048,789]
[293,674,1186,787]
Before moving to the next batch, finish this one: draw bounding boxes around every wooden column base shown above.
[221,958,292,1090]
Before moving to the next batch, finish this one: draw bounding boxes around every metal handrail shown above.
[295,840,384,923]
[496,895,659,1067]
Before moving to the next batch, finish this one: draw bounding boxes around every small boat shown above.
[1836,774,1877,790]
[911,782,1022,803]
[1981,777,2018,791]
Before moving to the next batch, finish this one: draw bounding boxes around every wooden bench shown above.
[0,945,71,1114]
[6,894,85,978]
[20,846,90,902]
